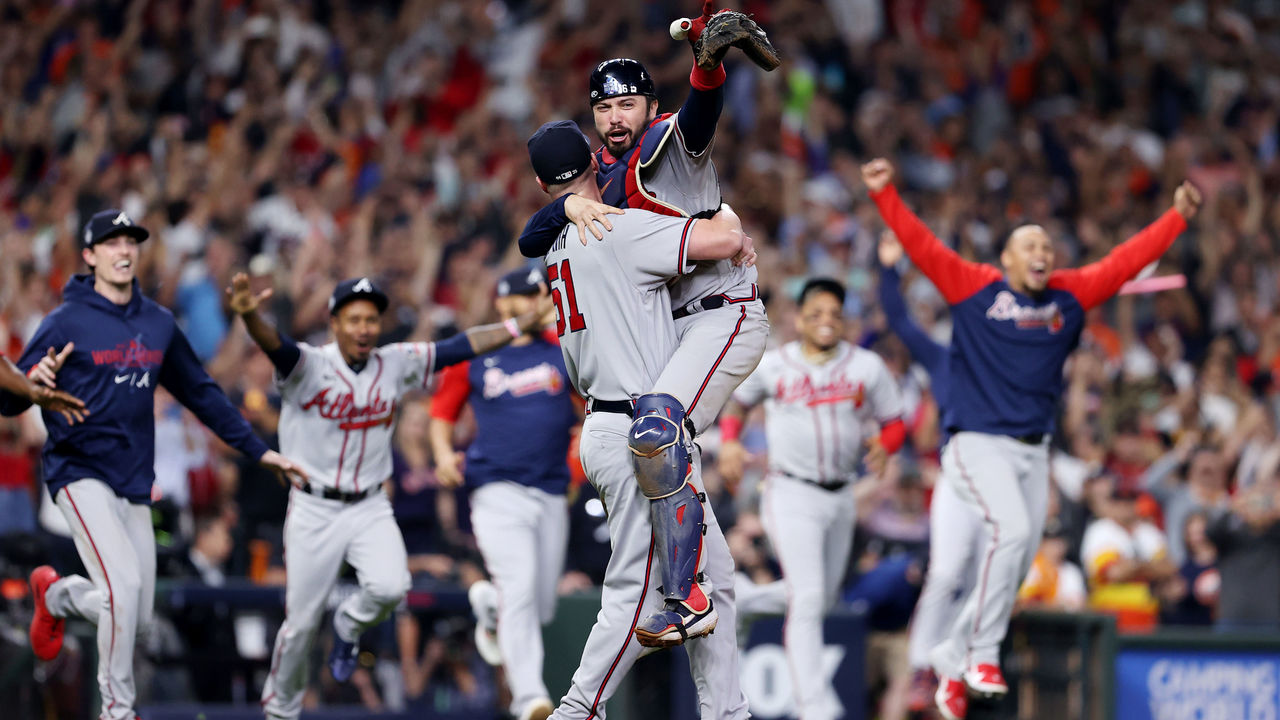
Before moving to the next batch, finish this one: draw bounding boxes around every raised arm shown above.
[878,234,946,374]
[863,159,1001,305]
[227,273,302,377]
[1049,182,1201,311]
[431,290,554,370]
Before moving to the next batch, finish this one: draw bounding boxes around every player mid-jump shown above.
[863,158,1201,719]
[518,1,778,645]
[228,273,549,720]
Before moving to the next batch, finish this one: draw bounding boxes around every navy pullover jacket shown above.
[2,275,270,503]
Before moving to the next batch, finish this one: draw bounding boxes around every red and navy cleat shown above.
[963,663,1009,697]
[634,583,717,648]
[29,565,65,661]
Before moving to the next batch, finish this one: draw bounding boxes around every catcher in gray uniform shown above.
[517,1,777,647]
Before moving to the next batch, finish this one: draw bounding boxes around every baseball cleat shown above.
[935,675,969,720]
[518,697,555,720]
[963,663,1008,697]
[468,579,502,666]
[328,621,358,682]
[29,566,65,661]
[634,584,717,648]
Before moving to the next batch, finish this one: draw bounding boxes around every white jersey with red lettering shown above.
[734,340,903,483]
[734,339,904,720]
[262,339,435,719]
[277,341,434,491]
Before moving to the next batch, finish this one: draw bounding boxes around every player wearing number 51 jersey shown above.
[863,158,1201,719]
[228,272,550,720]
[529,120,751,720]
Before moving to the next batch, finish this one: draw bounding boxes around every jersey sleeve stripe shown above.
[678,218,694,275]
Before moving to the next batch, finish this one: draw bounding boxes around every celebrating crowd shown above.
[3,0,1280,718]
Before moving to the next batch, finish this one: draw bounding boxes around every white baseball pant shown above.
[907,475,982,669]
[551,412,749,720]
[261,488,410,719]
[760,472,856,720]
[653,301,769,436]
[930,432,1049,678]
[46,478,156,720]
[471,481,569,715]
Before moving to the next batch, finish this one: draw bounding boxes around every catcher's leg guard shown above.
[629,394,717,647]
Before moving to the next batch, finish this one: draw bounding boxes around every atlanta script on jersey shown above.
[278,341,436,491]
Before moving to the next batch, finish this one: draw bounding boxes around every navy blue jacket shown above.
[2,275,270,503]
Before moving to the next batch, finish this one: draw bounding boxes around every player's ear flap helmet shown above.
[589,58,657,105]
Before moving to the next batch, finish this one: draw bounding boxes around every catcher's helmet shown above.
[589,58,656,105]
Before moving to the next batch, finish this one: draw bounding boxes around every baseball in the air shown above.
[670,18,692,41]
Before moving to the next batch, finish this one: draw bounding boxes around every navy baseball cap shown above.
[497,267,546,297]
[82,209,149,249]
[528,121,592,185]
[329,277,389,315]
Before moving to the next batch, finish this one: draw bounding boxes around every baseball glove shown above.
[693,10,780,72]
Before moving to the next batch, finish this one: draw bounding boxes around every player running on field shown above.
[13,209,307,720]
[718,278,907,720]
[876,233,983,713]
[227,272,550,720]
[528,120,751,720]
[428,267,579,720]
[518,1,776,645]
[863,158,1202,720]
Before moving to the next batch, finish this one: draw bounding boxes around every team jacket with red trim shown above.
[429,338,576,495]
[870,185,1188,438]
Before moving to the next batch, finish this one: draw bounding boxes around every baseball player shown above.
[0,347,86,424]
[863,158,1201,719]
[517,5,776,643]
[427,267,579,720]
[877,234,984,711]
[11,209,307,720]
[528,120,751,719]
[227,272,550,720]
[718,278,907,720]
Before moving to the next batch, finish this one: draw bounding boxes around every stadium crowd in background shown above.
[3,0,1280,715]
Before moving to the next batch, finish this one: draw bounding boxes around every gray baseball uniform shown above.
[261,341,435,719]
[733,340,905,720]
[634,111,769,436]
[544,209,748,720]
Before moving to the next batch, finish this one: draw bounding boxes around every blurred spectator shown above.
[0,413,37,535]
[1158,511,1220,627]
[1206,479,1280,631]
[1017,521,1087,613]
[1080,482,1177,632]
[390,397,463,583]
[1140,438,1230,565]
[167,510,241,703]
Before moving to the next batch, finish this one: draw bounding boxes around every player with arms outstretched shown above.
[227,273,549,720]
[863,158,1201,719]
[518,1,777,644]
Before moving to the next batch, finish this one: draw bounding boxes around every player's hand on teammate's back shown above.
[227,272,274,316]
[717,439,750,494]
[565,194,625,245]
[861,158,894,193]
[1174,181,1203,220]
[878,231,904,268]
[31,384,88,425]
[259,449,308,488]
[434,450,466,488]
[29,343,74,388]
